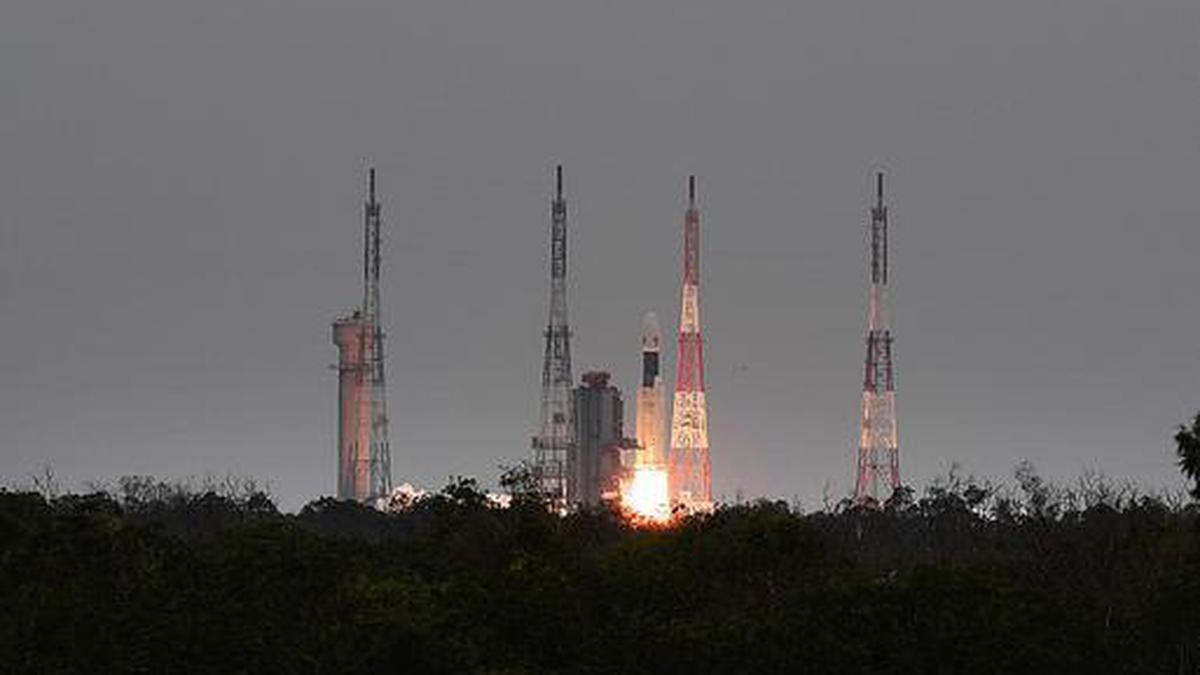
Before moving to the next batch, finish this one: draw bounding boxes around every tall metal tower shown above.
[854,171,900,506]
[532,165,573,503]
[668,176,712,509]
[333,168,392,502]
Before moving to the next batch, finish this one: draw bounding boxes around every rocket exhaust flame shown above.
[622,465,670,524]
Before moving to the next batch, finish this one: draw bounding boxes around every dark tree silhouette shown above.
[2,466,1199,673]
[1177,411,1200,500]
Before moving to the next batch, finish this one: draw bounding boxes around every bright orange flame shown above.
[623,466,670,524]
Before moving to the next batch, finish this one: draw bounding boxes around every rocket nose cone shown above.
[642,312,661,350]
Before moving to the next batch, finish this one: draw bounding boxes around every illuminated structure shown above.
[854,172,901,505]
[635,313,666,469]
[668,176,712,509]
[532,166,574,503]
[626,312,669,520]
[333,169,393,502]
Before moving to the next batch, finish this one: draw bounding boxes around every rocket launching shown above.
[636,313,665,468]
[624,313,670,521]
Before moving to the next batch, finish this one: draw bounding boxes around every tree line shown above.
[1,413,1199,673]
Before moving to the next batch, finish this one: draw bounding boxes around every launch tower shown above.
[854,172,900,505]
[532,166,574,503]
[333,169,393,502]
[668,176,712,509]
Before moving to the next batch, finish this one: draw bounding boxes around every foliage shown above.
[1,458,1199,675]
[2,413,1198,673]
[1177,411,1200,501]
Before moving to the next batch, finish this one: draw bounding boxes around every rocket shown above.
[636,313,666,468]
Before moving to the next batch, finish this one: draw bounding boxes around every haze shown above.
[2,1,1197,510]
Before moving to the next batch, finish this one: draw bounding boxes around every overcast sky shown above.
[2,1,1197,510]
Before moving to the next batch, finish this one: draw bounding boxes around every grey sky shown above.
[2,1,1197,510]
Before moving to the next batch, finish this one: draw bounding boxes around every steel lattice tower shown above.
[854,172,900,506]
[333,169,392,502]
[532,165,573,503]
[668,176,712,508]
[362,169,393,501]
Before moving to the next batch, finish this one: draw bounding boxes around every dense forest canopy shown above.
[2,414,1199,673]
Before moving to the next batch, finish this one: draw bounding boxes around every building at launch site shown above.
[570,371,634,505]
[668,176,713,511]
[854,172,901,506]
[332,169,393,503]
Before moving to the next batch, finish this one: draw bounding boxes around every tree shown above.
[1175,411,1200,500]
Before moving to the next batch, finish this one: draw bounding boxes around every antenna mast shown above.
[361,168,393,500]
[532,165,574,504]
[854,171,900,506]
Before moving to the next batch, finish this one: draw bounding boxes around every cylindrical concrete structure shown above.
[333,314,371,501]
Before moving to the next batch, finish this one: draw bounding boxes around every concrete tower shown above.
[333,314,369,500]
[668,176,712,509]
[532,165,574,503]
[854,171,901,505]
[570,371,625,505]
[333,169,393,502]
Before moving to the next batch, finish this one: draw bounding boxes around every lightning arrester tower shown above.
[854,171,900,506]
[668,176,712,508]
[332,168,393,502]
[532,165,573,503]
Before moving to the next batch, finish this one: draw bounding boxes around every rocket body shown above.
[623,312,671,521]
[636,313,665,467]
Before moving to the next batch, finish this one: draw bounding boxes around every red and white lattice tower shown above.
[531,166,574,503]
[668,176,712,509]
[854,172,900,506]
